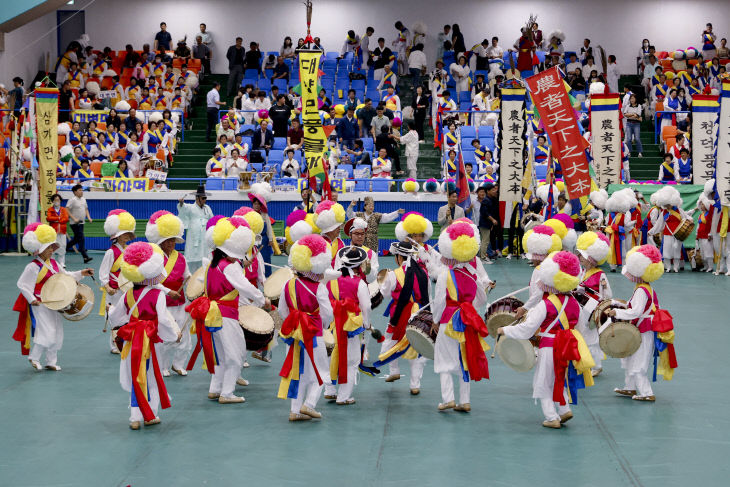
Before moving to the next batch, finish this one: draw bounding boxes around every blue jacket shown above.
[336,116,359,141]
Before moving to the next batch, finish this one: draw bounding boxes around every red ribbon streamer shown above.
[185,296,238,373]
[279,309,323,386]
[332,298,361,384]
[447,299,490,381]
[116,319,170,422]
[12,294,31,355]
[552,329,580,404]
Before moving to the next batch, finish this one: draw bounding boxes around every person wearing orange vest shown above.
[46,194,70,267]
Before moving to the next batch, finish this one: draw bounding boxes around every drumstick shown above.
[262,262,287,270]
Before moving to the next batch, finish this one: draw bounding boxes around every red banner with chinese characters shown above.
[526,67,592,198]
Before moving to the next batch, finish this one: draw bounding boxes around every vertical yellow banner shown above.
[298,51,327,181]
[35,88,59,222]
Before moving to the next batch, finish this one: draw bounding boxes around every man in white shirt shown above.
[341,30,361,57]
[206,82,226,142]
[485,37,503,59]
[408,44,427,91]
[606,55,620,93]
[397,121,420,178]
[566,53,581,74]
[582,57,598,80]
[642,55,659,94]
[194,23,212,46]
[65,184,93,263]
[437,25,451,61]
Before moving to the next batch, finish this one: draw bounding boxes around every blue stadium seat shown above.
[371,180,391,192]
[536,51,546,64]
[325,52,338,60]
[458,91,471,103]
[267,151,285,164]
[483,138,495,151]
[264,68,273,79]
[534,164,548,180]
[460,126,477,138]
[290,70,300,82]
[241,78,257,88]
[223,178,238,191]
[355,89,365,101]
[257,79,271,92]
[362,138,374,152]
[273,79,287,92]
[502,51,517,65]
[240,136,252,148]
[244,69,259,79]
[249,163,263,172]
[351,79,366,91]
[239,124,255,134]
[355,179,369,191]
[206,178,224,190]
[338,164,354,178]
[272,137,287,150]
[478,126,494,137]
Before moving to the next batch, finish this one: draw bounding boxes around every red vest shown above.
[632,285,658,333]
[538,295,580,348]
[662,209,683,236]
[284,278,323,335]
[162,251,187,307]
[697,205,714,239]
[108,245,124,290]
[440,267,478,324]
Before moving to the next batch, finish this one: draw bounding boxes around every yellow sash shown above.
[98,250,124,315]
[546,294,594,392]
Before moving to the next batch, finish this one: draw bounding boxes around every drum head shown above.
[238,305,275,333]
[486,312,518,341]
[117,273,134,294]
[377,268,388,284]
[599,321,641,358]
[323,329,335,350]
[40,274,77,310]
[405,325,435,360]
[63,283,96,321]
[368,281,380,298]
[264,267,294,300]
[496,337,536,372]
[186,266,206,300]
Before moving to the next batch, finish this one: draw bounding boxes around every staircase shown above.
[395,77,442,179]
[168,73,229,190]
[619,74,661,181]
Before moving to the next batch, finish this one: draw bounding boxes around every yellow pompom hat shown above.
[576,231,610,266]
[395,212,433,242]
[289,234,332,275]
[22,223,58,255]
[535,251,582,293]
[233,206,265,235]
[438,220,480,263]
[104,209,137,240]
[623,245,664,283]
[145,210,184,245]
[211,217,254,260]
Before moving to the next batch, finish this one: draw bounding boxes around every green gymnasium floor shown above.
[1,252,728,487]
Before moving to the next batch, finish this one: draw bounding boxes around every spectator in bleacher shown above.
[451,24,465,56]
[567,68,586,94]
[272,56,290,82]
[206,147,226,177]
[579,38,593,63]
[397,121,420,179]
[193,36,212,79]
[252,119,273,154]
[343,90,360,113]
[381,84,401,113]
[341,30,361,57]
[718,38,729,59]
[105,108,121,131]
[206,81,226,142]
[344,139,371,167]
[623,94,643,157]
[67,62,84,89]
[121,44,138,69]
[245,41,263,73]
[141,43,155,63]
[124,77,140,101]
[372,38,393,81]
[408,43,427,91]
[642,55,659,94]
[638,39,651,67]
[392,21,411,76]
[371,104,391,138]
[269,95,292,138]
[582,56,599,81]
[195,23,212,46]
[473,39,490,71]
[285,118,304,152]
[337,106,359,150]
[675,148,693,183]
[357,98,376,137]
[486,37,503,60]
[174,40,192,60]
[437,25,451,61]
[123,108,138,131]
[114,160,132,179]
[669,133,689,160]
[74,160,94,185]
[658,153,678,182]
[472,73,487,98]
[360,27,375,69]
[372,148,392,179]
[318,88,332,112]
[411,85,428,141]
[701,23,717,60]
[226,37,245,97]
[57,81,73,123]
[280,36,295,59]
[217,117,235,141]
[281,149,300,177]
[444,149,458,177]
[377,64,397,95]
[375,125,402,175]
[226,149,248,178]
[294,186,317,213]
[255,90,272,111]
[566,53,581,74]
[513,28,536,78]
[233,86,247,110]
[216,133,233,158]
[450,55,471,93]
[77,88,92,110]
[313,37,323,50]
[154,22,173,52]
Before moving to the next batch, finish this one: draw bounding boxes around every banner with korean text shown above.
[299,51,327,183]
[590,94,622,188]
[526,67,592,198]
[102,177,149,192]
[716,83,730,206]
[498,88,526,202]
[692,94,720,186]
[35,88,59,222]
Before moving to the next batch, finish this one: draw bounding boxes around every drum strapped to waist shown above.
[495,316,536,373]
[185,266,206,301]
[591,298,626,330]
[485,297,524,340]
[598,319,641,358]
[520,212,543,232]
[673,219,695,241]
[239,305,275,352]
[405,309,439,360]
[40,273,95,321]
[263,267,295,306]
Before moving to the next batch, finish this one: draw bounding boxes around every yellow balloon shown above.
[334,104,345,116]
[665,71,675,80]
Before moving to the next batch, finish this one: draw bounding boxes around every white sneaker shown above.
[162,369,170,377]
[638,153,643,158]
[29,359,42,371]
[483,258,494,265]
[242,360,250,368]
[506,254,512,260]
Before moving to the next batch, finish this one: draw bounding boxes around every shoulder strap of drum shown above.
[540,295,569,337]
[636,284,656,315]
[126,287,152,320]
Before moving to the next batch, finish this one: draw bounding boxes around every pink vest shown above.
[538,295,580,348]
[108,245,124,290]
[245,250,260,288]
[581,270,604,300]
[206,260,239,320]
[327,275,361,301]
[440,267,478,324]
[389,265,424,319]
[126,287,162,321]
[32,259,60,298]
[284,278,323,335]
[163,252,187,307]
[633,286,658,333]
